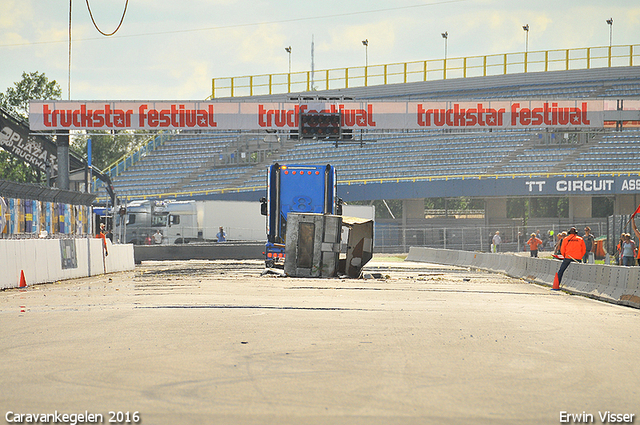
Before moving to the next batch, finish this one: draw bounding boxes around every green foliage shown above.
[71,131,149,171]
[592,197,614,218]
[424,197,484,211]
[0,71,61,120]
[363,199,402,219]
[0,151,42,183]
[507,198,525,219]
[0,71,60,183]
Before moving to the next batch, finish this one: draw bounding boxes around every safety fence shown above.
[406,246,640,309]
[210,44,639,98]
[0,196,91,238]
[374,221,608,254]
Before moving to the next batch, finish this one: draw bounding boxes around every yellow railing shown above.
[210,44,638,99]
[97,170,640,202]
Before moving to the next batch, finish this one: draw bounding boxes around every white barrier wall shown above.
[0,238,134,290]
[407,247,640,309]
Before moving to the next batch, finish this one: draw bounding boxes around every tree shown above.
[0,71,61,120]
[71,131,148,171]
[1,72,62,184]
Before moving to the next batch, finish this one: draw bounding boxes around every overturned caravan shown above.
[283,212,373,279]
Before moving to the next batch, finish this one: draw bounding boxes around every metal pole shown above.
[56,130,70,190]
[443,228,447,250]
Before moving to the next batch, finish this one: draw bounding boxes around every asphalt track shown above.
[1,256,639,425]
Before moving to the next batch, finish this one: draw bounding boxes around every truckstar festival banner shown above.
[29,100,605,131]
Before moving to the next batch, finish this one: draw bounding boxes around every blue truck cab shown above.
[260,163,341,268]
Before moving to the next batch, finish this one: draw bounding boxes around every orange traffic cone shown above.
[552,272,560,290]
[19,270,26,288]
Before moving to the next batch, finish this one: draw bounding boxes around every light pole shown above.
[606,18,613,67]
[285,46,292,74]
[362,39,368,67]
[441,32,448,79]
[362,39,369,86]
[522,24,529,72]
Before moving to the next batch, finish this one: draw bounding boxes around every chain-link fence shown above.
[373,220,610,254]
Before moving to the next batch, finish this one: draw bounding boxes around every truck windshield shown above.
[151,213,168,227]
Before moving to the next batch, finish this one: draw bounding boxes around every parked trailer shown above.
[114,200,265,245]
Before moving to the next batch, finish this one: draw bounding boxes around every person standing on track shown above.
[492,231,502,253]
[556,227,585,284]
[96,223,109,256]
[620,234,636,266]
[582,226,595,263]
[216,226,226,242]
[526,233,544,257]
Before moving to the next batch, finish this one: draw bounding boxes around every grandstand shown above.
[90,53,640,252]
[101,64,640,200]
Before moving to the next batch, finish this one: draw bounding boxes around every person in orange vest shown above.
[557,227,585,284]
[631,217,640,266]
[526,232,544,257]
[96,223,109,256]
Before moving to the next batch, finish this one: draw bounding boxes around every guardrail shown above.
[210,44,639,99]
[406,246,640,309]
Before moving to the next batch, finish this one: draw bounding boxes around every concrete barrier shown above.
[133,242,265,264]
[621,268,640,308]
[0,238,134,290]
[406,246,639,309]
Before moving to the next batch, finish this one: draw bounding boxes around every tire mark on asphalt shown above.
[137,305,381,311]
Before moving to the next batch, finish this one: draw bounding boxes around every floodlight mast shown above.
[522,24,529,72]
[285,46,291,74]
[441,32,448,79]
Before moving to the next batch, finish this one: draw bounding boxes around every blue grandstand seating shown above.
[100,66,640,201]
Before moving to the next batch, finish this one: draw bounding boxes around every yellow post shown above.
[545,50,548,72]
[326,69,329,90]
[249,76,253,96]
[566,49,570,70]
[385,64,389,84]
[587,47,590,69]
[608,46,612,67]
[211,78,215,99]
[270,74,273,95]
[404,62,407,83]
[365,66,368,87]
[483,56,487,76]
[631,45,634,67]
[230,77,234,98]
[345,68,349,89]
[287,73,290,93]
[306,71,310,91]
[503,54,507,75]
[443,58,447,80]
[524,52,528,73]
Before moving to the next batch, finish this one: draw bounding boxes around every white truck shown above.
[114,199,373,245]
[114,199,267,244]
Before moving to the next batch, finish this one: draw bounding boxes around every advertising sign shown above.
[0,113,58,172]
[29,100,606,131]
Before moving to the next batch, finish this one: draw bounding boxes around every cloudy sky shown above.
[1,0,638,101]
